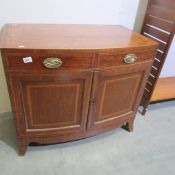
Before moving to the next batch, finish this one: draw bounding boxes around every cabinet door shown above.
[88,61,151,129]
[8,71,92,135]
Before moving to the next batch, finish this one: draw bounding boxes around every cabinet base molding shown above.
[18,118,134,155]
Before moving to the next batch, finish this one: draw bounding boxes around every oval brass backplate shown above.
[43,58,63,69]
[124,54,137,64]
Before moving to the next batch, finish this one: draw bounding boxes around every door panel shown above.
[88,62,152,129]
[9,71,92,134]
[97,73,141,121]
[22,80,83,129]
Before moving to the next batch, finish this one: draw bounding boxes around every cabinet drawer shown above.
[4,52,94,70]
[98,49,155,68]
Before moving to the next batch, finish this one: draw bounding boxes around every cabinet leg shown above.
[122,120,134,132]
[127,120,134,132]
[141,107,147,116]
[18,139,28,156]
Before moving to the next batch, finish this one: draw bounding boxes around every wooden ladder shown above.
[140,0,175,115]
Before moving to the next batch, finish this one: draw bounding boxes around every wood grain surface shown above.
[0,24,157,50]
[151,77,175,101]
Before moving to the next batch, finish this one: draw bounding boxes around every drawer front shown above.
[4,52,94,70]
[98,49,155,68]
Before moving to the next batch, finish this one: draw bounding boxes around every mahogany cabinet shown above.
[0,24,158,155]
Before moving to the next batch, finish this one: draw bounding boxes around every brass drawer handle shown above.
[124,54,137,64]
[43,58,63,69]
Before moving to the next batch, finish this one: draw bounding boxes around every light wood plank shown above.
[151,77,175,101]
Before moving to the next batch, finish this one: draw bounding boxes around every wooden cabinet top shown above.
[0,24,157,51]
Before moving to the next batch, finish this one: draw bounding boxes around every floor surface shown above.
[0,101,175,175]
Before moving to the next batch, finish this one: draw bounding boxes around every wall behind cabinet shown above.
[160,36,175,78]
